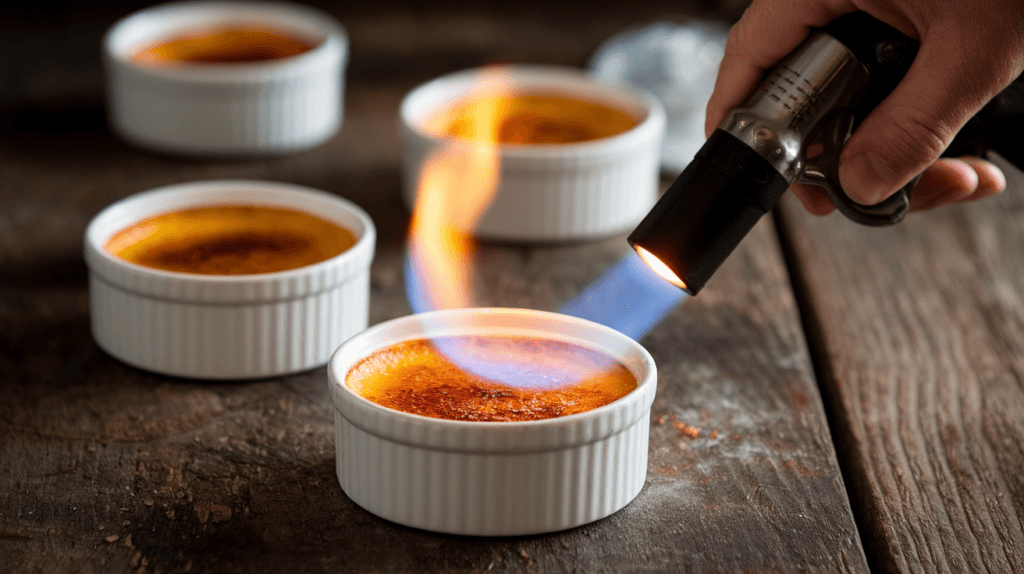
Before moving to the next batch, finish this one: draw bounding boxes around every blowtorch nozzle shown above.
[630,12,921,295]
[628,129,789,295]
[631,11,1024,295]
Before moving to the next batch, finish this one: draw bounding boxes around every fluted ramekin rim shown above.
[84,179,376,302]
[328,307,658,453]
[399,64,666,160]
[103,0,348,84]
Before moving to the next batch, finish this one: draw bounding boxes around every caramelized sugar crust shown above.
[105,205,356,275]
[346,336,638,422]
[132,26,317,65]
[428,94,640,144]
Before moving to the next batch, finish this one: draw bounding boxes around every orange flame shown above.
[635,246,687,291]
[407,68,507,311]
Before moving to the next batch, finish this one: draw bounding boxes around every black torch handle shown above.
[821,13,1024,225]
[817,12,918,225]
[826,71,1024,226]
[823,13,918,131]
[826,180,914,226]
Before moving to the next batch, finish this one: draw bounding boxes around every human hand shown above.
[705,0,1024,215]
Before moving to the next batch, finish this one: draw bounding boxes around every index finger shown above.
[705,0,853,137]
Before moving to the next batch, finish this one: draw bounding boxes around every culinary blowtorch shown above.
[629,11,1024,295]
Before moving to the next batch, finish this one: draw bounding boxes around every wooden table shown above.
[2,2,1022,572]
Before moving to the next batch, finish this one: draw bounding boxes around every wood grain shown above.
[776,158,1024,574]
[0,4,867,572]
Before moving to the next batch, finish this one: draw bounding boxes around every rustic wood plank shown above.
[1,5,867,572]
[775,157,1024,574]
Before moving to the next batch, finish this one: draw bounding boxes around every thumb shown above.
[839,23,1023,205]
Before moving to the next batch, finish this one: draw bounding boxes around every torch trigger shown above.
[798,109,911,226]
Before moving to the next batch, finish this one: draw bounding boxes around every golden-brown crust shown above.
[426,94,640,145]
[132,27,317,65]
[346,336,638,422]
[105,205,356,275]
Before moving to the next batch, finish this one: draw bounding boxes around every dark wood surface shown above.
[3,1,1022,573]
[0,3,867,573]
[776,158,1024,574]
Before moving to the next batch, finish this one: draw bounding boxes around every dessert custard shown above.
[427,94,640,144]
[132,25,317,65]
[346,335,638,422]
[105,205,356,275]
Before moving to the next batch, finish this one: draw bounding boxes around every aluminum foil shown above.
[590,20,729,174]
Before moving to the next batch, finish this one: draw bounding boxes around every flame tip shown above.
[635,246,686,290]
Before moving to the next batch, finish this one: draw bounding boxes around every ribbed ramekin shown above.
[85,180,375,380]
[328,308,657,536]
[399,65,665,242]
[103,1,348,156]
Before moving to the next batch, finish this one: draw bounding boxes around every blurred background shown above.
[0,0,748,115]
[0,0,751,322]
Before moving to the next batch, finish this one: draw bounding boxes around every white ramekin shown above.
[399,65,666,242]
[103,1,348,156]
[85,180,375,380]
[328,308,657,536]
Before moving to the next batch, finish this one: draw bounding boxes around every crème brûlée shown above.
[105,205,357,275]
[346,335,638,422]
[426,93,641,145]
[131,26,318,65]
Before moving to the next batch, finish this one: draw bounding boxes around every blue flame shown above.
[404,245,434,316]
[559,252,687,340]
[405,250,591,388]
[428,334,610,389]
[404,248,685,388]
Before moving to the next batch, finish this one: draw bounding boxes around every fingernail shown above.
[840,152,896,205]
[980,163,1007,192]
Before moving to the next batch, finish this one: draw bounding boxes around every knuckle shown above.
[724,19,755,61]
[884,111,952,168]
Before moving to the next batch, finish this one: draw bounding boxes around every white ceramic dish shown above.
[103,0,348,156]
[85,179,375,380]
[399,65,666,242]
[328,308,657,536]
